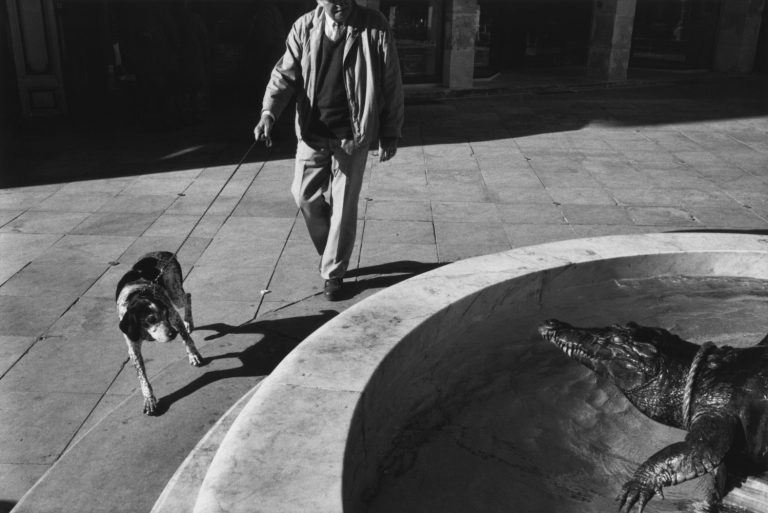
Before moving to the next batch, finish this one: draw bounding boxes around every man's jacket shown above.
[262,5,404,151]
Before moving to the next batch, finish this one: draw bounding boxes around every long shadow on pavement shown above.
[155,310,337,415]
[346,260,446,279]
[341,260,446,301]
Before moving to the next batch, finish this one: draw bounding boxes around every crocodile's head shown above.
[538,319,691,397]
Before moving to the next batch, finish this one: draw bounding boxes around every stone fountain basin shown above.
[191,233,768,513]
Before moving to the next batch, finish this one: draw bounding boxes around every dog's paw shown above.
[189,351,203,367]
[143,396,159,416]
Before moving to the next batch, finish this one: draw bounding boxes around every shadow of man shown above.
[341,260,446,300]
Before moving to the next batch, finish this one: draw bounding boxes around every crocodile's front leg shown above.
[618,414,737,513]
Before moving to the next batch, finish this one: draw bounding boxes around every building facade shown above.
[3,0,767,119]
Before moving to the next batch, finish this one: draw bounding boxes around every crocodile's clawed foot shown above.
[617,479,662,513]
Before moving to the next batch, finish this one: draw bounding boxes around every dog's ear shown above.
[119,310,142,341]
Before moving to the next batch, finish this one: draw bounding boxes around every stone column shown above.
[442,0,478,89]
[587,0,637,81]
[5,0,66,116]
[713,0,766,72]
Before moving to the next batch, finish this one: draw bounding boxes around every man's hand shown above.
[379,137,398,162]
[254,113,274,147]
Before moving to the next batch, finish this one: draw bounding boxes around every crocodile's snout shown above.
[538,319,556,333]
[538,319,568,339]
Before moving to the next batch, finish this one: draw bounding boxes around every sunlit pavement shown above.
[1,72,767,512]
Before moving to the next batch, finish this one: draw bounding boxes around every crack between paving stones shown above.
[0,210,26,231]
[56,357,131,459]
[0,294,81,381]
[1,247,117,381]
[469,140,493,204]
[0,259,32,290]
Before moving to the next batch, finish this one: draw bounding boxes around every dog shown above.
[116,251,203,415]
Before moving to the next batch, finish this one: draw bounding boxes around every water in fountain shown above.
[368,275,768,513]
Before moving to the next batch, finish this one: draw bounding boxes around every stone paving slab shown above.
[0,212,22,227]
[30,192,114,213]
[365,199,432,222]
[117,236,186,264]
[434,221,509,248]
[0,193,55,211]
[184,265,272,302]
[36,235,135,264]
[0,464,46,512]
[11,351,269,513]
[496,202,566,224]
[215,216,296,240]
[0,262,106,298]
[143,214,206,238]
[0,390,102,464]
[0,334,123,394]
[231,195,298,217]
[71,212,159,236]
[0,233,61,262]
[561,204,634,225]
[265,264,324,303]
[0,295,75,336]
[0,211,90,234]
[98,194,177,214]
[363,219,436,245]
[0,336,36,377]
[503,223,581,248]
[0,263,29,296]
[196,236,285,268]
[431,201,500,223]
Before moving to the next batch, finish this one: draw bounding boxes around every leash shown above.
[152,140,264,283]
[683,341,716,428]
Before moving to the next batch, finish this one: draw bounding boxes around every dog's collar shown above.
[117,282,152,320]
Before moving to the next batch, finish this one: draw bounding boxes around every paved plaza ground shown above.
[1,72,767,511]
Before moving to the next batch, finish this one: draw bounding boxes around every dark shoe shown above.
[324,278,343,301]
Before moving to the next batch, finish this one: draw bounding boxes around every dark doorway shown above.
[475,0,593,77]
[630,0,722,69]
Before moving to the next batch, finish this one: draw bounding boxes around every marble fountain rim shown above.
[190,232,768,513]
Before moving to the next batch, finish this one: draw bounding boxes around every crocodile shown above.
[538,319,768,513]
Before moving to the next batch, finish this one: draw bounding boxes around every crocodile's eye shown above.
[612,335,625,344]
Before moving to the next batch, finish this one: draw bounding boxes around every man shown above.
[254,0,404,301]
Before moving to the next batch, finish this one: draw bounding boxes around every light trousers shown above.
[291,136,369,280]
